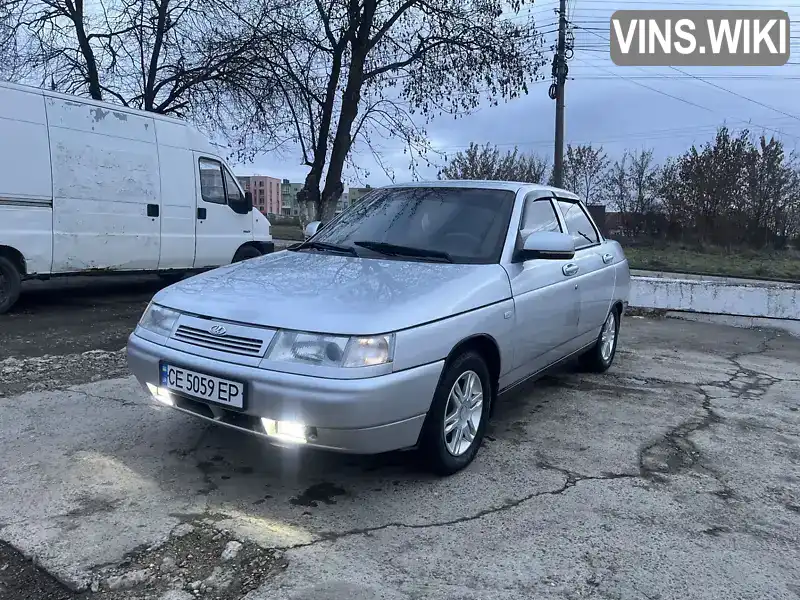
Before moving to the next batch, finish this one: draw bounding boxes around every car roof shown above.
[381,179,580,200]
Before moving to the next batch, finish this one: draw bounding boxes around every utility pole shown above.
[551,0,569,187]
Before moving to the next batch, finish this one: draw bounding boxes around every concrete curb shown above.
[630,273,800,337]
[630,275,800,320]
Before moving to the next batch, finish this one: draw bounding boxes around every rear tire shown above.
[232,245,262,263]
[418,351,492,476]
[0,256,22,315]
[578,307,620,373]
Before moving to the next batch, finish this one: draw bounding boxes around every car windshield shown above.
[309,186,515,264]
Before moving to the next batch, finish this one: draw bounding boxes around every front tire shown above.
[579,307,620,373]
[0,256,22,315]
[418,351,492,476]
[232,245,262,263]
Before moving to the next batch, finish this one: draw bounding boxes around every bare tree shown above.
[236,0,546,222]
[560,143,609,205]
[3,0,291,145]
[438,142,549,183]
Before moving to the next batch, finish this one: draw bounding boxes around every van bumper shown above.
[126,333,442,454]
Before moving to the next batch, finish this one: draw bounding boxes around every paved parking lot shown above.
[1,300,799,600]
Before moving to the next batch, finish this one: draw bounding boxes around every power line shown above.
[569,56,800,140]
[667,67,800,123]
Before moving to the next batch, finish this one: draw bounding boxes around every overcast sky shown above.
[236,0,800,188]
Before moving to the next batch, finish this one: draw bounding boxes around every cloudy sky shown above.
[236,0,800,188]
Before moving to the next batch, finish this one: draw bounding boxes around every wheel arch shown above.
[232,242,263,262]
[444,333,502,413]
[0,245,26,277]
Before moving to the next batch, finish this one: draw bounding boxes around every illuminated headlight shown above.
[264,331,394,368]
[138,302,180,337]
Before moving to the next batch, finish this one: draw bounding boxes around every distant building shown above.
[348,185,372,206]
[277,182,374,218]
[336,191,349,214]
[236,175,282,216]
[281,180,304,217]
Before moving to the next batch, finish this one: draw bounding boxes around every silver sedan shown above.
[127,181,630,475]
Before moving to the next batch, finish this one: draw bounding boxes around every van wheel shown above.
[0,256,22,315]
[578,307,620,373]
[418,351,492,476]
[232,246,262,263]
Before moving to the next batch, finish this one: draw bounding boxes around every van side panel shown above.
[45,97,161,272]
[0,86,54,274]
[154,120,197,270]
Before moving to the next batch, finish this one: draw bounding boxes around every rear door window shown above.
[556,200,599,249]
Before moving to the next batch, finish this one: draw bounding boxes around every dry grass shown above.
[623,244,800,282]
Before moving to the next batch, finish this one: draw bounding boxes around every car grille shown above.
[172,324,264,356]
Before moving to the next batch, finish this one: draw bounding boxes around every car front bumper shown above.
[126,333,443,454]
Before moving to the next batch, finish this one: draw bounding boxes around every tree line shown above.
[0,0,544,222]
[439,127,800,249]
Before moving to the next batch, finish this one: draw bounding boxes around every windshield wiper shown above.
[575,230,595,245]
[291,240,359,257]
[353,240,454,263]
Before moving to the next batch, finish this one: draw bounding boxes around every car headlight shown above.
[265,331,394,368]
[138,302,180,337]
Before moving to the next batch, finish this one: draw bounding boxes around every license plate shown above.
[160,363,244,409]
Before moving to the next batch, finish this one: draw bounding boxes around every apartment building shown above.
[236,175,282,216]
[279,181,374,217]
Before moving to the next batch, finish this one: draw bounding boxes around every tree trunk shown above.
[296,41,347,226]
[71,2,102,100]
[320,0,376,218]
[144,0,170,111]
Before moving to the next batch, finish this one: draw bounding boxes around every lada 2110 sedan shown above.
[127,181,630,475]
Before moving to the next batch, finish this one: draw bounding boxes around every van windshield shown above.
[305,187,515,264]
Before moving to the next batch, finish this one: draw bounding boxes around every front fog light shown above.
[261,418,308,444]
[146,382,174,406]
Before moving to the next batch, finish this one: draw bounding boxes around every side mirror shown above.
[230,192,252,215]
[304,220,322,239]
[518,231,575,261]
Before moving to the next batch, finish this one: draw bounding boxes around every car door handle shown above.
[197,207,207,220]
[602,252,614,264]
[563,263,579,276]
[146,203,159,217]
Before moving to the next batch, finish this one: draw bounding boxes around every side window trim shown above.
[222,165,244,204]
[553,197,601,250]
[518,192,562,233]
[198,157,227,205]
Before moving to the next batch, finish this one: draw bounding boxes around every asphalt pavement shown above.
[1,278,799,600]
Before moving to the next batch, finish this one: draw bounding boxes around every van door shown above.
[193,155,252,268]
[46,97,161,272]
[157,144,196,270]
[0,85,54,275]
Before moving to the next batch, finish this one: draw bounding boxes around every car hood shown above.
[153,250,512,335]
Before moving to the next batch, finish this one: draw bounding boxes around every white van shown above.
[0,81,273,314]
